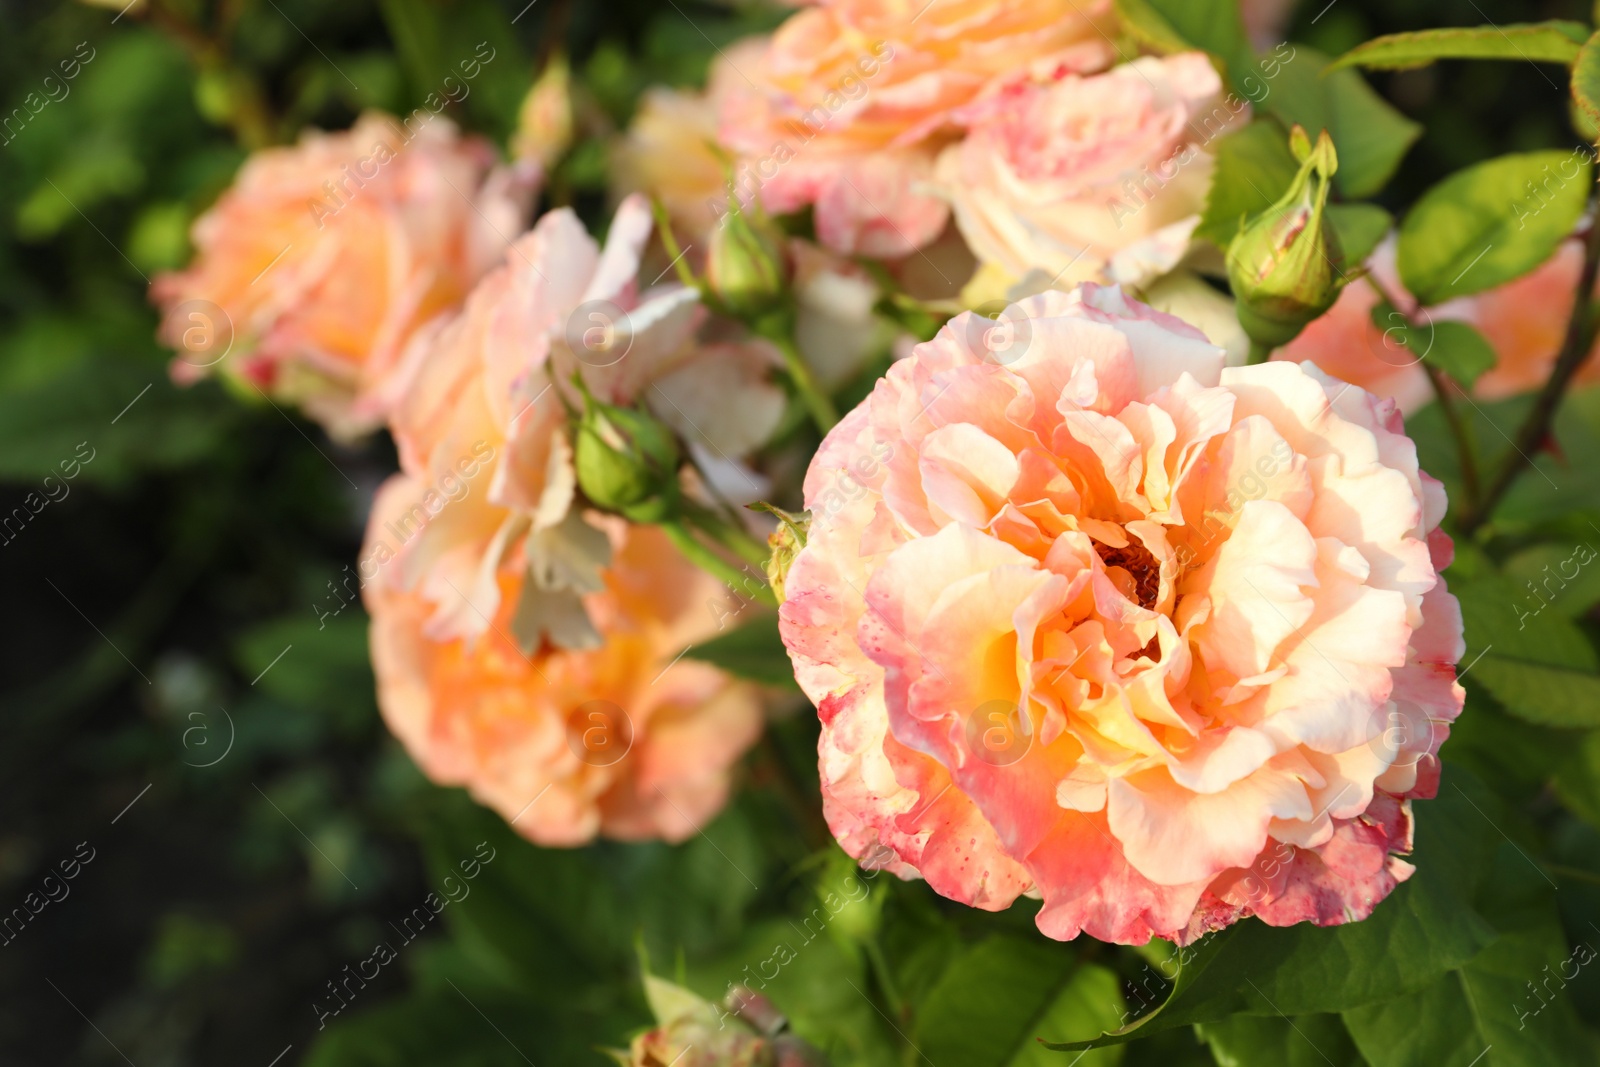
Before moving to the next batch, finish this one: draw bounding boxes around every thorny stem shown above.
[1365,271,1484,519]
[1461,194,1600,534]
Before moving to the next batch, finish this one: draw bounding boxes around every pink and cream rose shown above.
[151,112,536,438]
[365,494,763,847]
[780,283,1464,944]
[718,0,1114,257]
[380,195,699,645]
[380,194,782,645]
[935,53,1239,289]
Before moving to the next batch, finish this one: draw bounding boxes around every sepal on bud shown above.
[750,503,809,603]
[571,376,681,522]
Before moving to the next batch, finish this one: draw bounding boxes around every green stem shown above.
[1246,338,1274,365]
[765,327,839,433]
[661,520,776,607]
[1461,191,1600,534]
[650,198,702,292]
[1421,360,1481,515]
[1545,862,1600,887]
[683,500,769,568]
[1364,274,1484,516]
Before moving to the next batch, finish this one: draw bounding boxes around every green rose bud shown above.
[1227,126,1345,355]
[707,194,789,319]
[572,381,681,522]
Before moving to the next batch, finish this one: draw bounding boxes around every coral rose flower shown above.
[151,112,536,438]
[718,0,1114,256]
[935,54,1239,289]
[365,487,763,846]
[1454,237,1600,399]
[780,284,1464,944]
[1281,234,1600,407]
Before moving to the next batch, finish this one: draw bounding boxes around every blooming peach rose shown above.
[935,54,1239,289]
[380,194,781,644]
[780,283,1463,944]
[718,0,1114,256]
[366,486,763,846]
[151,112,536,438]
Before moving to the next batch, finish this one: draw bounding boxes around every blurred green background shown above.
[3,1,1599,1065]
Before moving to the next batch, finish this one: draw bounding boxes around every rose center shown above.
[1095,538,1161,611]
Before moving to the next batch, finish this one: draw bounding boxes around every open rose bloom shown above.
[780,285,1464,944]
[359,192,774,846]
[365,493,763,846]
[151,112,535,438]
[936,53,1238,289]
[718,0,1114,256]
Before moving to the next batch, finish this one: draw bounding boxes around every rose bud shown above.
[514,54,573,169]
[1226,126,1345,355]
[707,195,789,320]
[573,381,682,522]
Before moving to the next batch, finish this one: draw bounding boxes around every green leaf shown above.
[375,0,530,142]
[304,976,625,1067]
[0,352,234,488]
[1572,29,1600,133]
[683,613,797,688]
[1112,0,1255,94]
[914,937,1125,1065]
[1048,766,1501,1050]
[1261,46,1423,199]
[1327,202,1394,267]
[1196,122,1300,248]
[1410,389,1600,530]
[1503,540,1600,621]
[235,613,375,725]
[1554,730,1600,829]
[680,914,900,1065]
[1344,858,1600,1067]
[1328,22,1589,73]
[1397,151,1592,306]
[1198,1013,1363,1067]
[1423,321,1499,390]
[410,788,769,995]
[1455,574,1600,728]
